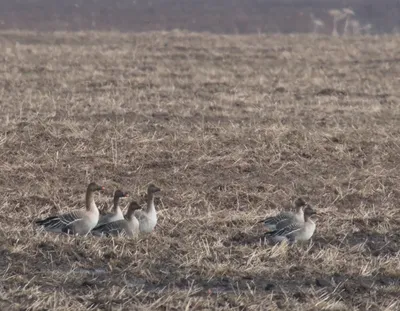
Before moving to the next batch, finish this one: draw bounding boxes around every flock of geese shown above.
[35,182,316,243]
[35,182,161,238]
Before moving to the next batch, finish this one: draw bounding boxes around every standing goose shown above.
[91,201,141,237]
[134,184,161,233]
[265,206,317,243]
[94,190,128,229]
[260,198,307,231]
[35,182,104,235]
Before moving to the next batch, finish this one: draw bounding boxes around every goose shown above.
[94,189,128,229]
[35,182,104,235]
[265,206,317,243]
[91,201,141,237]
[134,184,161,233]
[260,198,307,231]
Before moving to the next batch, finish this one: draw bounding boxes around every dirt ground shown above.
[0,30,399,310]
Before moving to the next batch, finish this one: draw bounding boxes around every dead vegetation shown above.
[0,30,399,310]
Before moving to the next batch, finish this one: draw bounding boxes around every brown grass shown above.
[0,30,399,310]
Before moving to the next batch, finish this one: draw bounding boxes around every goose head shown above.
[294,197,307,213]
[126,201,142,219]
[87,182,105,192]
[294,197,306,207]
[147,184,161,196]
[303,206,317,220]
[128,201,142,212]
[114,190,129,199]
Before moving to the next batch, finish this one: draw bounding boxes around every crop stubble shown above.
[0,31,399,310]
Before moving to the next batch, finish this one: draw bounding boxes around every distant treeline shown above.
[0,0,398,34]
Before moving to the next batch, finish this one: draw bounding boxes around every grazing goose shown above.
[94,190,128,229]
[265,206,317,243]
[35,182,104,235]
[260,198,307,231]
[92,201,141,237]
[134,184,161,233]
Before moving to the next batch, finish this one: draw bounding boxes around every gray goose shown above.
[134,184,161,233]
[265,206,317,243]
[260,198,307,231]
[35,182,104,235]
[92,201,141,237]
[94,189,128,229]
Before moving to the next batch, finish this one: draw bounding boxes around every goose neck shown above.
[146,193,155,213]
[112,196,120,213]
[86,189,97,211]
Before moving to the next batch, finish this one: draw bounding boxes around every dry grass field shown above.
[0,30,399,310]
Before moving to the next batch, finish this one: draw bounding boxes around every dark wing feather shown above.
[35,211,83,231]
[92,220,125,237]
[35,215,59,226]
[266,222,303,238]
[261,211,294,225]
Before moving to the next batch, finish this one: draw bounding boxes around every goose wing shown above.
[267,222,303,239]
[261,211,295,230]
[92,220,126,237]
[36,211,84,231]
[95,213,118,228]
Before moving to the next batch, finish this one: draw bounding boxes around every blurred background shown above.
[0,0,398,35]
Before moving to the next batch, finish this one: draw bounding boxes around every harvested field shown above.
[0,30,399,310]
